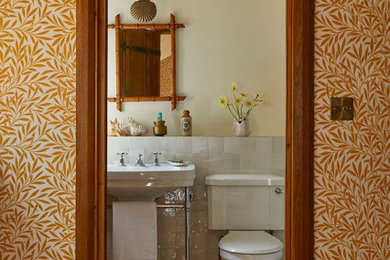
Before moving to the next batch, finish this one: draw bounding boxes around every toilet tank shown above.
[206,174,284,230]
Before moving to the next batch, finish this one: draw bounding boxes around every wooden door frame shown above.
[75,0,314,259]
[285,0,314,259]
[76,0,107,259]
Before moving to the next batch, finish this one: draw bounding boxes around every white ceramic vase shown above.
[233,119,252,137]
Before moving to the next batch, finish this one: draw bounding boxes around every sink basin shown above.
[107,164,196,200]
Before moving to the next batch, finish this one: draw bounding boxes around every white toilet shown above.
[206,174,285,260]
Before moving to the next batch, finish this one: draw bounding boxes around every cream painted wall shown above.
[108,0,285,136]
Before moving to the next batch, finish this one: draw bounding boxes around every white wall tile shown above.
[107,137,115,164]
[128,153,141,165]
[108,137,130,153]
[223,153,240,170]
[107,137,130,165]
[208,137,224,153]
[143,136,162,152]
[272,137,285,153]
[272,152,285,170]
[239,137,256,153]
[256,137,272,153]
[192,137,209,153]
[107,153,114,164]
[159,152,175,163]
[107,136,283,175]
[194,168,209,185]
[143,137,162,163]
[208,153,225,173]
[161,137,177,153]
[240,153,257,170]
[128,137,145,154]
[239,169,260,174]
[175,153,193,162]
[272,169,285,176]
[192,153,209,169]
[160,137,177,162]
[255,153,272,172]
[176,137,192,153]
[224,137,240,153]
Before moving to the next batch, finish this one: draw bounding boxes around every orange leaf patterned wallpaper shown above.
[0,0,76,259]
[314,0,390,259]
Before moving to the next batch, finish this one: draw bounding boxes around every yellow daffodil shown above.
[245,100,253,107]
[218,96,228,108]
[234,97,242,105]
[219,82,264,122]
[230,83,238,93]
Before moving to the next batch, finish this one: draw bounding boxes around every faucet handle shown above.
[151,152,162,166]
[151,152,162,161]
[117,152,128,158]
[117,152,128,166]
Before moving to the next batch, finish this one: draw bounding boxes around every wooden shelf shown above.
[107,96,186,102]
[107,24,185,30]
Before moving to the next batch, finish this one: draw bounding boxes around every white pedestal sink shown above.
[107,164,196,200]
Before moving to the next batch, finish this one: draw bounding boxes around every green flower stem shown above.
[227,104,240,122]
[246,108,252,117]
[235,104,241,120]
[246,103,258,118]
[231,103,240,118]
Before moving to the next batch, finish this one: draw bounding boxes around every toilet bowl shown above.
[219,231,283,260]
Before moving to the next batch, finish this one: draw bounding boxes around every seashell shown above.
[108,118,121,136]
[108,116,147,136]
[130,0,157,23]
[118,116,133,136]
[119,123,132,136]
[130,123,147,136]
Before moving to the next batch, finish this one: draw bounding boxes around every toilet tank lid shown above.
[205,174,284,186]
[219,231,283,254]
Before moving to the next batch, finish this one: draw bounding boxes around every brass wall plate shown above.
[330,97,354,120]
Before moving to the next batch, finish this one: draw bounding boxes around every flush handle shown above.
[275,187,285,195]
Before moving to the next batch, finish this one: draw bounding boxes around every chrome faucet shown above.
[135,154,145,167]
[152,152,162,166]
[117,152,127,167]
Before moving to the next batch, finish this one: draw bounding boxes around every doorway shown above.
[75,0,314,259]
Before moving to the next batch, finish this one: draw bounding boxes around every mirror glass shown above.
[119,29,172,97]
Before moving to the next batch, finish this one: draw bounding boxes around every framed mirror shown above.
[107,14,186,111]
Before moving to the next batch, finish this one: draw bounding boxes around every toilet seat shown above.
[219,231,283,255]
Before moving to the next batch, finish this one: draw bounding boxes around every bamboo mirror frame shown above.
[107,13,186,111]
